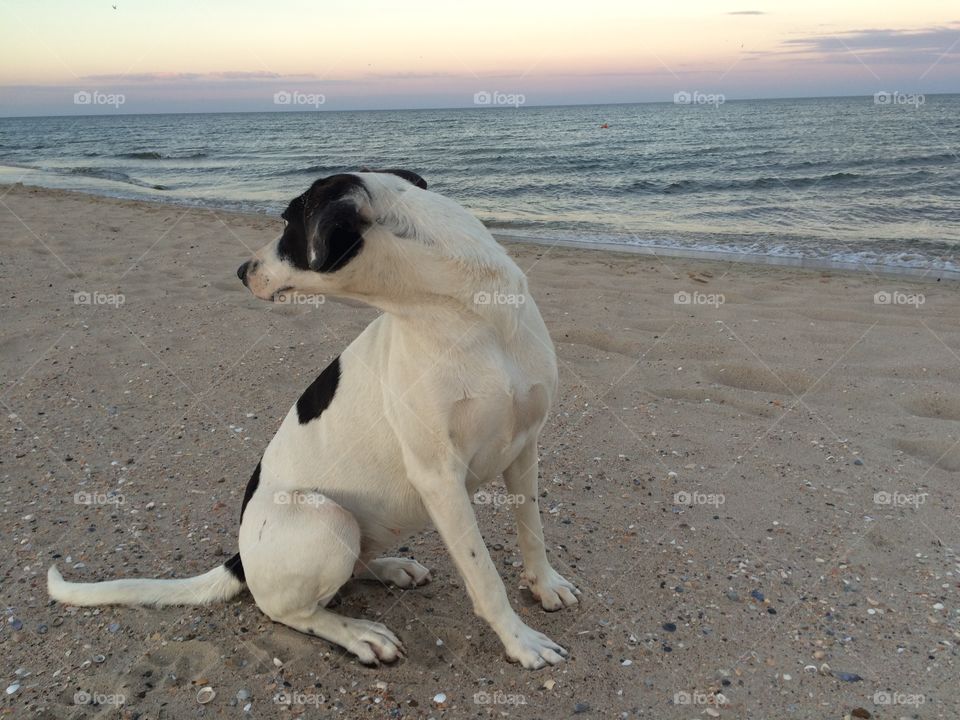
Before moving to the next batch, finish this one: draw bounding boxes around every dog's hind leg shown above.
[239,490,404,665]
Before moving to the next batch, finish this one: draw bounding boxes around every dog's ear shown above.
[360,167,427,190]
[305,197,369,273]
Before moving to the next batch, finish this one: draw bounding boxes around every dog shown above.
[48,169,580,669]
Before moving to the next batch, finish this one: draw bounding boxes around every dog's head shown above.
[238,168,519,314]
[239,169,439,301]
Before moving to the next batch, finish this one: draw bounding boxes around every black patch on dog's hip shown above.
[224,552,246,583]
[296,356,341,424]
[239,461,261,523]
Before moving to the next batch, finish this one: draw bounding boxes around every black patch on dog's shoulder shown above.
[277,174,369,273]
[224,552,245,583]
[239,461,261,523]
[296,356,341,424]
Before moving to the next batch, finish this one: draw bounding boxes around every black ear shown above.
[306,198,368,272]
[362,167,427,190]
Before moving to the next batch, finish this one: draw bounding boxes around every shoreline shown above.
[2,179,955,282]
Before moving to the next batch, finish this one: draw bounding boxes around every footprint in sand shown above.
[894,438,960,472]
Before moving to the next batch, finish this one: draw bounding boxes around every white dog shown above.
[48,169,580,669]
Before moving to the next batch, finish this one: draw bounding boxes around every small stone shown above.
[236,689,251,701]
[273,657,283,667]
[432,692,447,706]
[851,708,871,719]
[37,624,48,634]
[662,622,677,632]
[853,458,863,466]
[108,622,121,633]
[832,670,862,682]
[51,617,64,627]
[5,683,20,695]
[750,589,764,602]
[726,591,740,602]
[705,709,720,718]
[543,679,556,690]
[574,702,591,714]
[243,702,252,712]
[9,618,23,631]
[93,654,106,664]
[196,686,216,704]
[145,502,156,510]
[621,659,632,666]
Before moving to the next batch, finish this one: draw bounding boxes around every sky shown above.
[0,0,957,116]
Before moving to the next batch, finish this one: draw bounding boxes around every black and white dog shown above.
[49,169,579,669]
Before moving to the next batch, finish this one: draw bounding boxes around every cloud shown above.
[78,70,291,83]
[727,10,766,15]
[773,23,960,65]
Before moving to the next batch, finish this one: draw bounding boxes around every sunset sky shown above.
[0,0,957,115]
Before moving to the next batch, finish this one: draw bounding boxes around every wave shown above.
[67,167,167,190]
[115,151,208,160]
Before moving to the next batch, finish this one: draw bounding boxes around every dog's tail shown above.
[47,553,246,607]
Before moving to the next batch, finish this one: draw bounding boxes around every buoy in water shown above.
[600,123,609,129]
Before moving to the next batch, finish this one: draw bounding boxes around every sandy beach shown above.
[2,183,958,718]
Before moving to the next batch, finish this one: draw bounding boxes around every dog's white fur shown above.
[48,171,579,669]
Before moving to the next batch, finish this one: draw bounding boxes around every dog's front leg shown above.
[409,461,568,669]
[503,442,581,610]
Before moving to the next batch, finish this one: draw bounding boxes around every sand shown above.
[1,182,958,719]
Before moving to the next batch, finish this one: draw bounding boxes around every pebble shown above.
[51,617,63,627]
[196,686,216,704]
[273,657,283,667]
[832,671,862,682]
[108,622,121,633]
[9,618,23,631]
[621,659,632,666]
[750,589,764,602]
[432,692,447,706]
[726,590,740,602]
[236,689,251,701]
[574,702,591,713]
[5,683,20,695]
[662,622,677,632]
[853,458,863,466]
[36,624,48,634]
[93,654,106,664]
[851,708,871,719]
[543,679,556,690]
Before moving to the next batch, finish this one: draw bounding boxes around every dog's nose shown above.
[237,260,252,284]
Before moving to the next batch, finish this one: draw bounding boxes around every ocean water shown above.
[1,96,958,274]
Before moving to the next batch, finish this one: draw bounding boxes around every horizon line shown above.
[2,91,957,120]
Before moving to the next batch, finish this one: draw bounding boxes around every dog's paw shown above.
[343,619,405,666]
[363,557,432,588]
[502,622,568,670]
[524,567,581,611]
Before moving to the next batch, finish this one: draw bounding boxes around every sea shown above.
[1,96,958,275]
